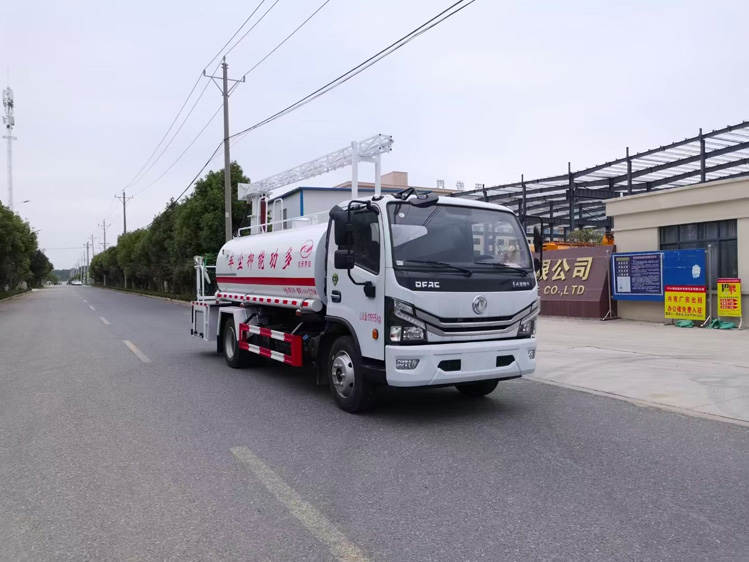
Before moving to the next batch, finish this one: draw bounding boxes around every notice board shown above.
[717,278,742,317]
[612,249,706,302]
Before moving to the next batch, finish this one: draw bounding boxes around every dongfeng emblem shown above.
[472,295,487,315]
[332,273,339,286]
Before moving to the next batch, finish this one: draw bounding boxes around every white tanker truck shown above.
[191,189,540,412]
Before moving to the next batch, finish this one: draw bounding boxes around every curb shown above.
[92,286,192,307]
[0,290,32,304]
[525,375,749,428]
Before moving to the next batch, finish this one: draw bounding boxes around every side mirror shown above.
[533,227,543,253]
[534,257,542,273]
[334,250,355,270]
[331,206,352,247]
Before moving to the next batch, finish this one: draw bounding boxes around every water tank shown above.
[215,223,328,302]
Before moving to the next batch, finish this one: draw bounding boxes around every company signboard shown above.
[535,246,614,319]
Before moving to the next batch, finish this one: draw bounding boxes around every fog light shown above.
[396,359,420,370]
[390,326,402,342]
[528,349,536,360]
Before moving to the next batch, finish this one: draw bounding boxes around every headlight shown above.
[518,315,537,337]
[388,299,427,343]
[402,326,425,341]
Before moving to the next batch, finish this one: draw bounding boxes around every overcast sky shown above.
[2,0,749,268]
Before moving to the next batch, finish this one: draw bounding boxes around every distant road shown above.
[1,286,747,561]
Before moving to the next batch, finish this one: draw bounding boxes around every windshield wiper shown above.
[473,260,530,274]
[401,259,472,277]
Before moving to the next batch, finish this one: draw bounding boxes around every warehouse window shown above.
[659,220,738,282]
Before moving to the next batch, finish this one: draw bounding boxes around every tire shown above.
[327,336,376,413]
[222,317,245,369]
[455,379,499,397]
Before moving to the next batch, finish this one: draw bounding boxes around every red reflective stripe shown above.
[259,348,272,358]
[216,276,316,286]
[258,327,273,338]
[283,300,288,305]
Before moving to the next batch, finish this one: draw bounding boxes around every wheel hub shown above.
[331,351,355,398]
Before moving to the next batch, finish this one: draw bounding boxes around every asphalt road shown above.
[1,286,747,562]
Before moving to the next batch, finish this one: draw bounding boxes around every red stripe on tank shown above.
[216,276,315,286]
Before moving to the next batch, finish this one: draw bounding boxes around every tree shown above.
[0,202,40,291]
[29,249,53,287]
[89,161,250,296]
[568,228,603,245]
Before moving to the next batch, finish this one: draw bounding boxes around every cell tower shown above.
[3,86,16,209]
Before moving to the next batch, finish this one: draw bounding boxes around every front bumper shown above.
[385,338,537,387]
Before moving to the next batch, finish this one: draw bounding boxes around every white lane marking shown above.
[83,300,87,303]
[123,340,151,363]
[99,317,110,325]
[89,305,96,311]
[231,446,370,562]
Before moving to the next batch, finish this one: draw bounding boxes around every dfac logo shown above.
[414,281,440,289]
[472,295,487,315]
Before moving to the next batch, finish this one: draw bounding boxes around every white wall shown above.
[607,177,749,323]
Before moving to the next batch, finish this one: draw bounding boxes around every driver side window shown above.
[352,211,380,274]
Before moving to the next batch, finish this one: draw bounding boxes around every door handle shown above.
[331,290,341,303]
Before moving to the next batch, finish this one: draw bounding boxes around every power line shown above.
[170,0,476,204]
[234,0,332,86]
[171,141,225,203]
[118,0,272,193]
[229,0,476,144]
[203,0,270,70]
[131,105,223,197]
[129,0,310,200]
[224,0,283,58]
[127,80,215,193]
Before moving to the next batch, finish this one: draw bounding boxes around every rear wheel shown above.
[223,318,245,368]
[455,379,499,397]
[328,336,376,413]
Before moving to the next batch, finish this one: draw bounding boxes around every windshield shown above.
[387,203,532,271]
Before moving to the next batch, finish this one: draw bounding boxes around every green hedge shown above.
[0,288,31,302]
[96,285,193,302]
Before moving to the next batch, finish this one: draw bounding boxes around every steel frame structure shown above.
[238,134,394,199]
[455,121,749,239]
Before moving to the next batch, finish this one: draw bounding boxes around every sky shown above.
[2,0,749,269]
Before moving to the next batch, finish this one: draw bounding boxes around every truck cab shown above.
[324,190,538,410]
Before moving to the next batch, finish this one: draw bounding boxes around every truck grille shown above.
[415,303,536,338]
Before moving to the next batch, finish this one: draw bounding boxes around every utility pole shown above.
[85,242,90,285]
[99,219,109,251]
[2,86,16,208]
[115,190,132,235]
[204,57,244,242]
[90,234,96,259]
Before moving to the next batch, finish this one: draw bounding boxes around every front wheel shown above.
[327,336,376,413]
[455,379,499,397]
